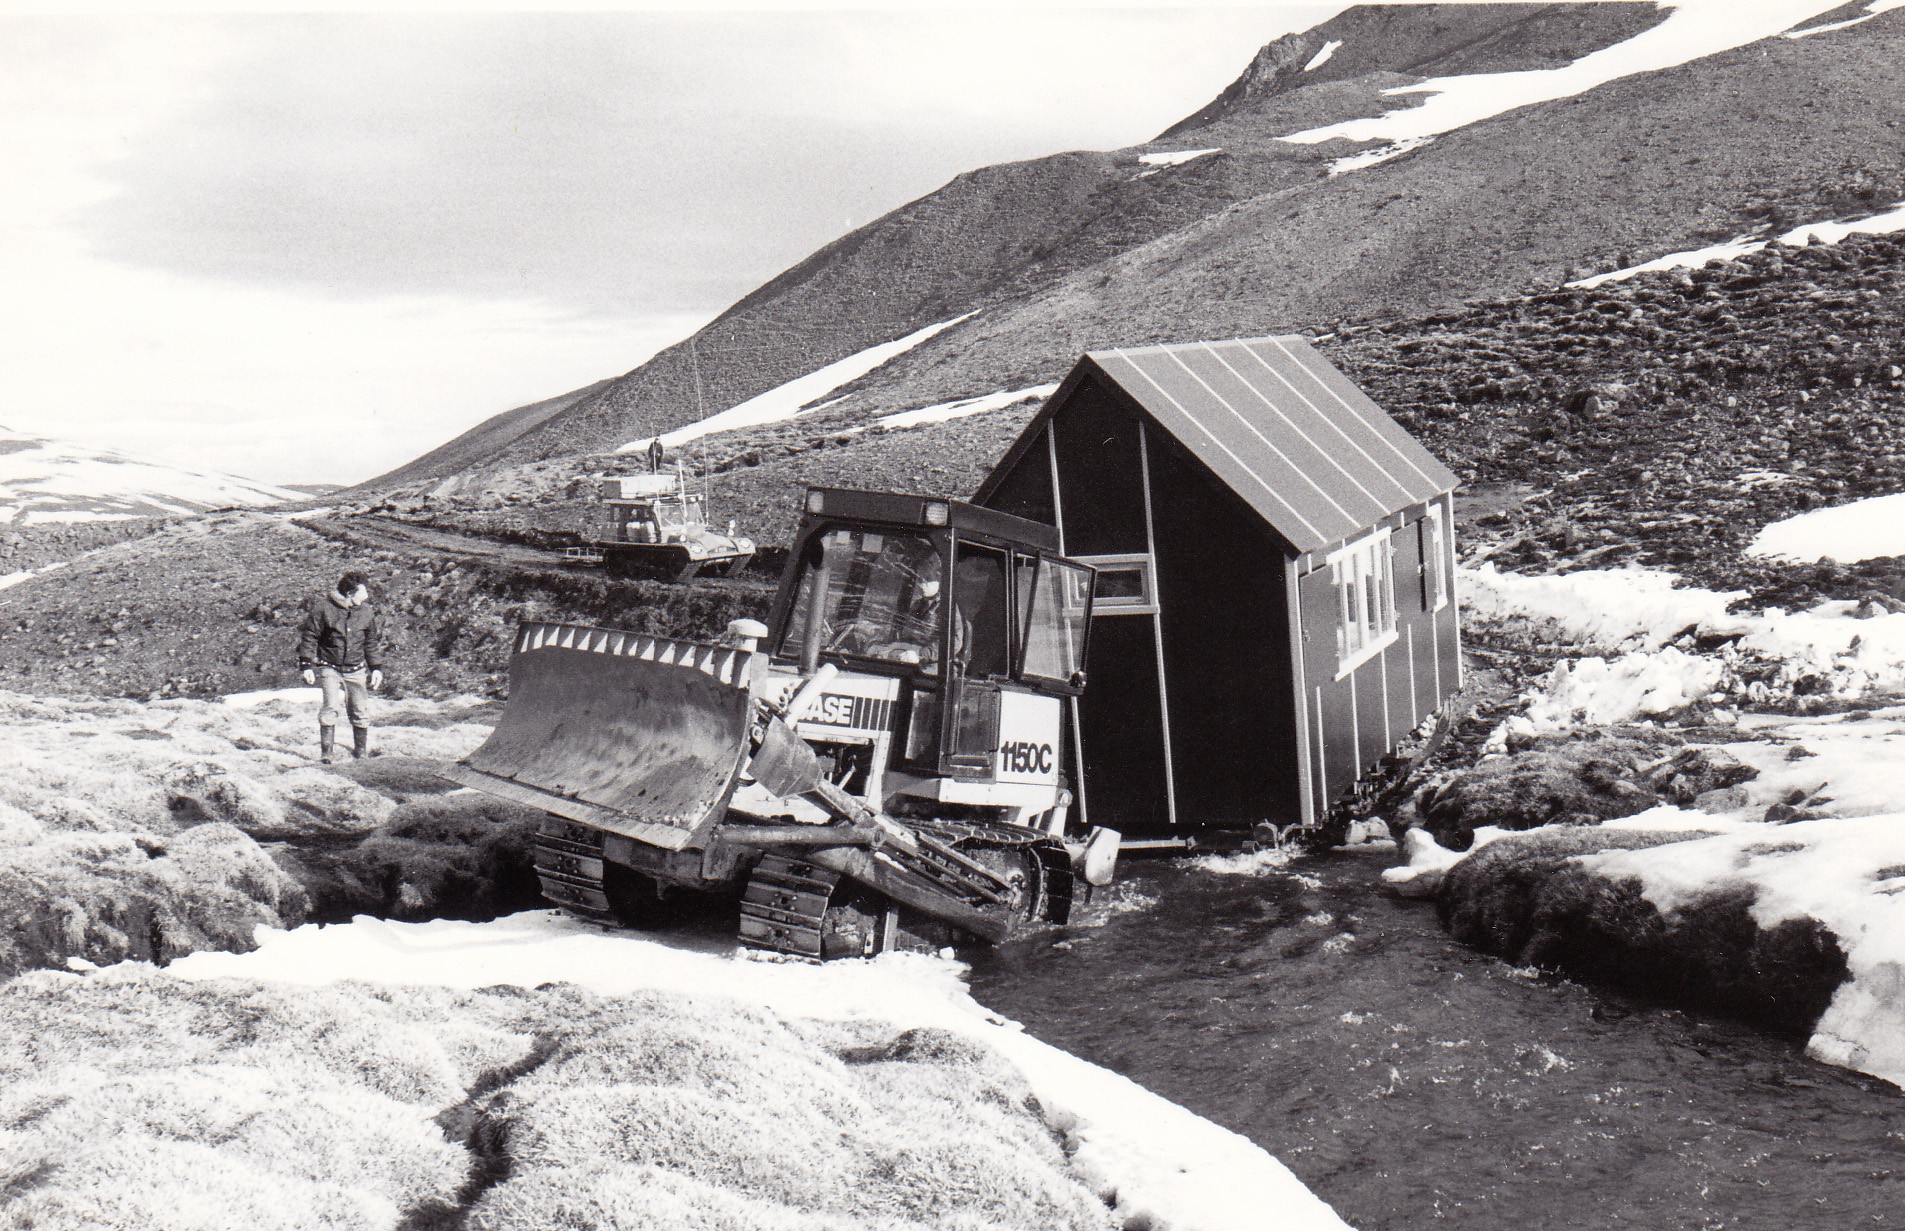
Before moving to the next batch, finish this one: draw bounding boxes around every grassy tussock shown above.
[466,997,1112,1231]
[0,823,306,976]
[0,688,531,973]
[1440,827,1848,1032]
[0,970,523,1230]
[0,972,1111,1231]
[1416,732,1679,850]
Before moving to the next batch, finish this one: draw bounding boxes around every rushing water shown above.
[968,846,1905,1231]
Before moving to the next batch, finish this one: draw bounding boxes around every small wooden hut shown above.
[974,335,1461,839]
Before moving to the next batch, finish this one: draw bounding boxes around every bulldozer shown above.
[442,487,1114,959]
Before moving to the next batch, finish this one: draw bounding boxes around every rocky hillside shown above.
[355,224,1904,597]
[361,1,1903,495]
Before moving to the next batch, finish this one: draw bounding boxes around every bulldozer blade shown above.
[449,621,760,851]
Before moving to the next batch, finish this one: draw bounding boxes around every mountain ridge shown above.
[355,2,1903,516]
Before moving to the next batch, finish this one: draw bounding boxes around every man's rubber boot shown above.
[319,724,336,765]
[353,726,372,759]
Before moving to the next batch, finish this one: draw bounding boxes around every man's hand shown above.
[301,668,316,686]
[369,668,384,691]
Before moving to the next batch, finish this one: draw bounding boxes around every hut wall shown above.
[1294,491,1459,819]
[1145,424,1302,832]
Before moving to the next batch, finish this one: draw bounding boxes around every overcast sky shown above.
[0,4,1336,485]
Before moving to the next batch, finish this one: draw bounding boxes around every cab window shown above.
[951,544,1009,678]
[1015,555,1093,688]
[781,527,943,668]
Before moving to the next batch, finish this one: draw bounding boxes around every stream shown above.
[967,845,1905,1230]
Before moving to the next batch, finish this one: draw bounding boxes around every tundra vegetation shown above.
[0,969,1114,1231]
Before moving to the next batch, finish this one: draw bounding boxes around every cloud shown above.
[67,11,1319,314]
[0,8,1329,485]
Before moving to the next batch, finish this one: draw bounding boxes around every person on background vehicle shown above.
[297,570,384,764]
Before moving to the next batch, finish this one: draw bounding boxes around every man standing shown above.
[297,570,384,763]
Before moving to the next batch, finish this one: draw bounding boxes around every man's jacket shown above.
[298,593,382,672]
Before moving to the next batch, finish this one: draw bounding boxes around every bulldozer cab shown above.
[769,488,1093,780]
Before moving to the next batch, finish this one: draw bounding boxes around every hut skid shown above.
[978,335,1461,843]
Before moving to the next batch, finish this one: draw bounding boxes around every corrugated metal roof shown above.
[1084,335,1458,553]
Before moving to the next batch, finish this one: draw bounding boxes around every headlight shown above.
[805,490,826,515]
[923,501,949,526]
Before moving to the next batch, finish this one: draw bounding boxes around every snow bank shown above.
[1466,564,1905,734]
[867,383,1058,432]
[1280,1,1847,157]
[1576,817,1905,1087]
[172,912,1353,1231]
[1748,491,1905,563]
[616,313,975,454]
[1569,200,1905,287]
[1520,648,1726,729]
[1460,564,1746,651]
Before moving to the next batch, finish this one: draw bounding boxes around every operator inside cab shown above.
[781,528,1010,679]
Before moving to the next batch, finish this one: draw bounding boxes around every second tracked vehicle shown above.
[592,468,754,580]
[443,487,1113,958]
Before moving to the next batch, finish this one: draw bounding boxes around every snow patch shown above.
[616,314,975,454]
[169,911,1352,1231]
[1781,0,1905,37]
[1570,201,1905,288]
[1748,491,1905,563]
[1138,148,1221,168]
[1519,648,1725,729]
[1303,39,1343,71]
[1460,564,1747,652]
[866,383,1058,433]
[1281,2,1850,157]
[1328,136,1433,176]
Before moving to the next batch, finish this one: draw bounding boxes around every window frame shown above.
[1328,526,1398,679]
[1069,552,1158,616]
[1420,503,1450,613]
[1011,551,1095,695]
[774,521,949,677]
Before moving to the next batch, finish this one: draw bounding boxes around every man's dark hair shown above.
[338,571,371,595]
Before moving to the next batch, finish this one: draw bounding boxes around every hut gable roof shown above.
[983,335,1458,555]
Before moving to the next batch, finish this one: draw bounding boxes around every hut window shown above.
[1072,553,1157,615]
[1329,527,1396,676]
[1420,504,1449,612]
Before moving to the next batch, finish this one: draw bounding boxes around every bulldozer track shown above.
[905,820,1075,928]
[528,808,1073,959]
[530,817,620,925]
[737,854,845,959]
